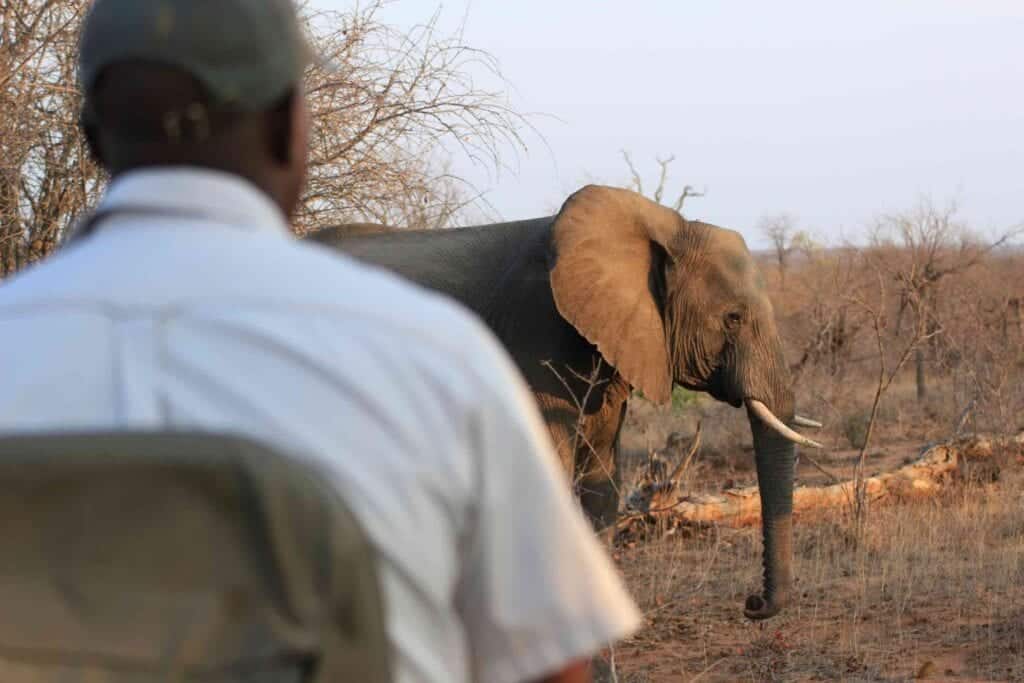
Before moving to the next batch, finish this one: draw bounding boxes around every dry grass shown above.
[602,237,1024,681]
[604,422,1024,682]
[610,478,1024,681]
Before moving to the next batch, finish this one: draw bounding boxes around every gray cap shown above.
[78,0,314,112]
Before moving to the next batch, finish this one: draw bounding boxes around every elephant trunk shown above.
[744,409,796,620]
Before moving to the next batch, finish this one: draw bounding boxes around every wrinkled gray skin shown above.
[308,185,801,620]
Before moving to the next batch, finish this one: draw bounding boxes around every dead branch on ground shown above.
[617,431,1024,541]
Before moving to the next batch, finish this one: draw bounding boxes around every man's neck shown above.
[109,161,288,217]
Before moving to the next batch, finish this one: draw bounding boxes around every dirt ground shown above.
[598,400,1024,682]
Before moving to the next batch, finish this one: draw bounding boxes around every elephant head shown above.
[550,185,821,619]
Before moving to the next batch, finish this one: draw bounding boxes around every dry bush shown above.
[756,202,1024,455]
[0,0,530,278]
[296,1,530,232]
[0,0,101,277]
[611,465,1024,681]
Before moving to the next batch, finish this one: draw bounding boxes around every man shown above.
[0,1,641,682]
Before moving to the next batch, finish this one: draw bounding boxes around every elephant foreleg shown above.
[535,377,630,531]
[537,393,615,528]
[575,394,629,531]
[537,395,583,478]
[570,375,629,531]
[575,451,619,531]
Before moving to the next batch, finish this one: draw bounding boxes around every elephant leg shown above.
[574,391,630,531]
[575,446,619,531]
[539,394,617,528]
[538,395,580,477]
[536,380,630,530]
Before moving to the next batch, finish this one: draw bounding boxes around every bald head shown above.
[83,61,309,217]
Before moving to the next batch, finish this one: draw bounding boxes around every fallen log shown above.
[619,432,1024,535]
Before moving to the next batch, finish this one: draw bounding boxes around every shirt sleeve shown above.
[453,323,643,683]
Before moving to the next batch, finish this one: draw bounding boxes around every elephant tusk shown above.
[668,421,703,484]
[793,415,823,429]
[747,400,824,449]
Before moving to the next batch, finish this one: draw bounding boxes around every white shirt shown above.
[0,168,641,683]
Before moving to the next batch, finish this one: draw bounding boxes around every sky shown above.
[320,1,1024,249]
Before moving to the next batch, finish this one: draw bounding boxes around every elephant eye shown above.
[725,311,743,329]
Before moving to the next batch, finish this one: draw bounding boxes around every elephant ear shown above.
[550,185,685,405]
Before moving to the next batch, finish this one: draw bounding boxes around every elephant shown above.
[306,184,822,620]
[311,221,393,237]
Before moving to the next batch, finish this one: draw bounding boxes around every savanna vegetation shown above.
[3,2,1024,681]
[1,0,528,276]
[604,181,1024,681]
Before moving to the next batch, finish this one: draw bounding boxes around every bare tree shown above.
[296,2,532,233]
[620,150,705,213]
[846,268,937,539]
[870,198,1021,402]
[759,213,797,291]
[0,0,531,279]
[1,0,101,278]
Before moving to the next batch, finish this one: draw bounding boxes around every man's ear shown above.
[289,89,310,174]
[80,107,105,166]
[267,90,296,166]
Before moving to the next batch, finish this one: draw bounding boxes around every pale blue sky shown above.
[320,1,1024,247]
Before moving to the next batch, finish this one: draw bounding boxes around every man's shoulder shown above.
[0,228,511,386]
[1,229,475,329]
[232,236,512,380]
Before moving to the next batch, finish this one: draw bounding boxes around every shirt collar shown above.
[99,167,293,237]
